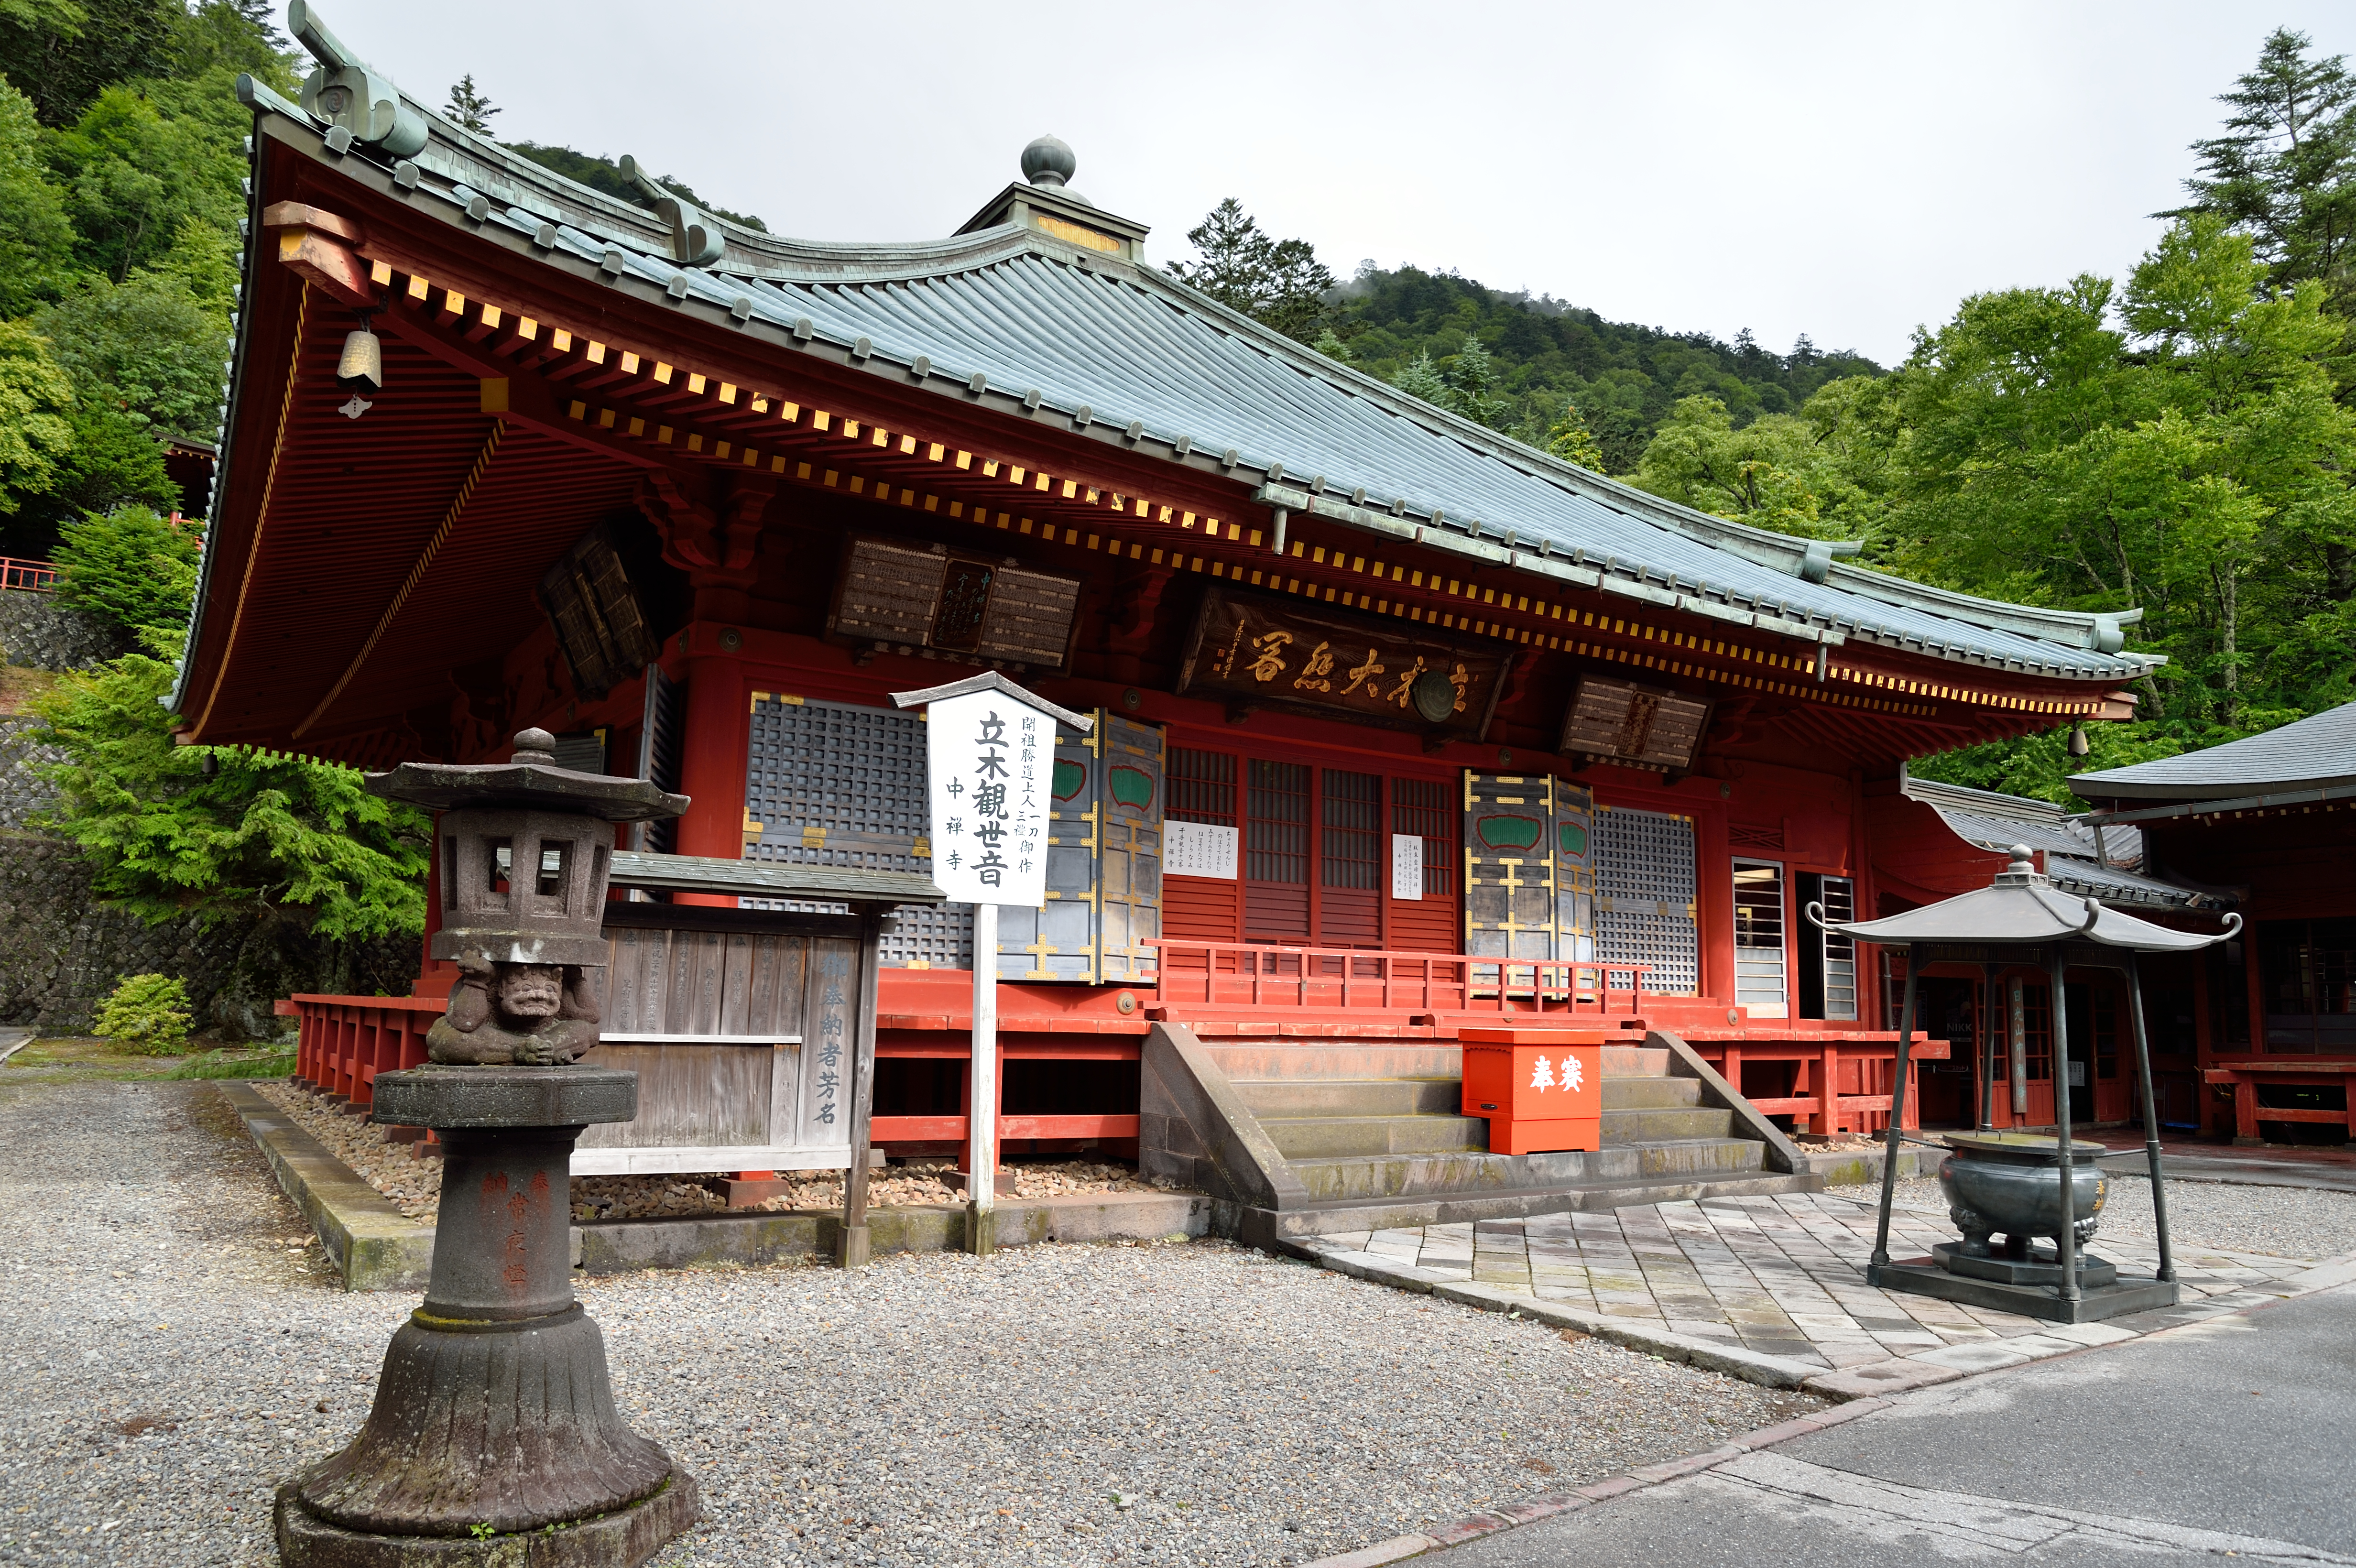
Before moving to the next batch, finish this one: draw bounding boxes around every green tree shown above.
[45,71,248,283]
[1540,396,1605,470]
[0,76,75,312]
[2174,27,2356,306]
[0,0,175,126]
[1628,396,1855,538]
[33,268,229,437]
[0,316,76,513]
[31,635,432,939]
[1391,348,1449,407]
[52,503,199,632]
[1168,197,1336,342]
[1442,334,1508,429]
[444,73,497,133]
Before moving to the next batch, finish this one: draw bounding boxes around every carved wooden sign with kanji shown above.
[1175,587,1508,739]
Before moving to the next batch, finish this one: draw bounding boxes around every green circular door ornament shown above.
[1411,668,1457,724]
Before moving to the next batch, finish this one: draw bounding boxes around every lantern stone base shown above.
[1872,1255,2179,1323]
[274,1471,699,1567]
[277,1066,696,1567]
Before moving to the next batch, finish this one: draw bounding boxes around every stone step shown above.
[1203,1041,1677,1082]
[1260,1113,1489,1160]
[1201,1042,1462,1082]
[1234,1078,1462,1119]
[1269,1169,1820,1240]
[1285,1135,1767,1204]
[1602,1076,1703,1110]
[1602,1105,1736,1141]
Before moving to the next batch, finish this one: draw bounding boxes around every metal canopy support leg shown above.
[2049,951,2079,1304]
[2126,953,2175,1284]
[1869,941,1920,1285]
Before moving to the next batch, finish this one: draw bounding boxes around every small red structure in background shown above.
[0,558,58,591]
[1461,1026,1605,1154]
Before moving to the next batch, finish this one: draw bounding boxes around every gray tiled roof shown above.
[2071,701,2356,802]
[219,70,2158,688]
[1898,771,2219,910]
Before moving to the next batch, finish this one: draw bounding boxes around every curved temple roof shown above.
[187,36,2162,719]
[2072,700,2356,803]
[1819,850,2238,953]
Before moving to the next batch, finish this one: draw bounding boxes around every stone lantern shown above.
[274,729,694,1566]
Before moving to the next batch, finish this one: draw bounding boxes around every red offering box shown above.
[1460,1027,1604,1155]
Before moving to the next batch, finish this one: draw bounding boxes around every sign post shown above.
[893,673,1093,1254]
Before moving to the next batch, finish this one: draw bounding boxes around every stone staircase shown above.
[1142,1027,1818,1244]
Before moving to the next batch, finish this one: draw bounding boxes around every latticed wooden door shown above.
[1592,805,1699,995]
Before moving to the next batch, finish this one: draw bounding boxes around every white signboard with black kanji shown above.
[1167,820,1240,880]
[923,687,1058,907]
[1391,834,1425,902]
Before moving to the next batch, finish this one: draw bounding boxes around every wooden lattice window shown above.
[1391,778,1455,896]
[1321,771,1382,891]
[1246,761,1310,885]
[1168,747,1236,826]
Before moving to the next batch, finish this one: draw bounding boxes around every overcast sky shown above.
[294,1,2351,367]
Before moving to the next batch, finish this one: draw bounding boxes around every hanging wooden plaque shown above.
[537,524,660,701]
[828,536,1080,671]
[1559,675,1711,772]
[1176,586,1507,739]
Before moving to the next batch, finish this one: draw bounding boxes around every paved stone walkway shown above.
[1298,1191,2348,1396]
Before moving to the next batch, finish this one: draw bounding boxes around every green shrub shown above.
[53,505,202,635]
[94,972,192,1055]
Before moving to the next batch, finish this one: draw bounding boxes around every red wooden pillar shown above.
[673,649,747,908]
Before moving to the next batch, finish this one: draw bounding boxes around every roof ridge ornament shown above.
[1022,135,1078,195]
[288,2,427,160]
[618,154,726,268]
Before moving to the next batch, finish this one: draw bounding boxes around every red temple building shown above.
[187,19,2187,1233]
[2070,706,2356,1147]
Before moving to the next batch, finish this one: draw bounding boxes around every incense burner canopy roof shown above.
[1819,848,2239,953]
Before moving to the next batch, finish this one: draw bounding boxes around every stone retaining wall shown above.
[0,833,417,1038]
[0,589,131,673]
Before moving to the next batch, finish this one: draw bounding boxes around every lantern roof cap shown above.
[367,729,690,822]
[1813,845,2239,953]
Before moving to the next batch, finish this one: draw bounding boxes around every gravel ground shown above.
[254,1080,1180,1222]
[1830,1173,2356,1262]
[1,1078,1819,1567]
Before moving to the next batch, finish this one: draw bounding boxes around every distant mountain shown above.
[1327,265,1881,472]
[506,143,769,235]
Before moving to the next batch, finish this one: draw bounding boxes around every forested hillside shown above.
[1327,268,1880,474]
[1179,29,2356,800]
[0,0,290,558]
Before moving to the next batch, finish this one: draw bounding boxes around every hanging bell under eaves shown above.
[336,327,383,394]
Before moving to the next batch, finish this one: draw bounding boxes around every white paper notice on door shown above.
[1391,834,1424,901]
[1166,819,1239,880]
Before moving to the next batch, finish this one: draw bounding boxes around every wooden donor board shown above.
[828,535,1081,671]
[573,926,859,1175]
[1177,587,1508,739]
[1462,773,1595,963]
[1559,676,1710,772]
[537,524,661,700]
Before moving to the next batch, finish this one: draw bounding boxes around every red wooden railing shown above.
[281,994,439,1110]
[1682,1037,1945,1135]
[1149,940,1648,1017]
[0,557,58,592]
